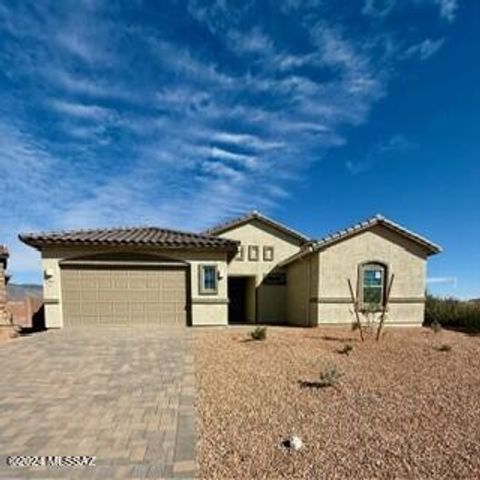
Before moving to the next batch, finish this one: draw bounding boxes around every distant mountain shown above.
[6,283,43,300]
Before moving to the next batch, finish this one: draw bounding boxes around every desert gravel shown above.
[193,327,480,479]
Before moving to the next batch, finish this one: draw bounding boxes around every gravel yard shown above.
[194,326,480,479]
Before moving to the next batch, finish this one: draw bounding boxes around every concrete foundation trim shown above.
[315,322,423,327]
[310,297,425,304]
[191,298,229,305]
[389,297,426,304]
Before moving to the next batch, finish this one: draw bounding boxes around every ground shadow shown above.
[321,335,356,343]
[17,305,46,336]
[298,380,331,390]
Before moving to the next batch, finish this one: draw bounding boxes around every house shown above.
[0,245,10,325]
[19,212,441,329]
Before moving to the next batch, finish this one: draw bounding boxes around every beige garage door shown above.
[61,265,187,326]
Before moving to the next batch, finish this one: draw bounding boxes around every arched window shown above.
[359,262,387,308]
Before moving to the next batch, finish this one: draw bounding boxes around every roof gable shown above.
[202,211,310,244]
[313,215,442,254]
[280,214,442,266]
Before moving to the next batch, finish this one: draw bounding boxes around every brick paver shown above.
[0,327,197,479]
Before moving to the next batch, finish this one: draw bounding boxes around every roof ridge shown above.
[203,210,310,242]
[311,213,441,252]
[19,224,223,240]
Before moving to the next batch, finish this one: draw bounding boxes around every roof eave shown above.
[18,236,239,253]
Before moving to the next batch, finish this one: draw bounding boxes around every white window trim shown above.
[248,245,259,261]
[199,264,218,295]
[235,245,245,261]
[263,245,274,262]
[359,262,387,309]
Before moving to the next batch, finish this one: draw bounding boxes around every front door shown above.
[228,277,247,323]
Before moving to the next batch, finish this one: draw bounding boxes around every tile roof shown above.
[280,214,442,266]
[313,214,442,253]
[203,210,310,243]
[19,226,239,251]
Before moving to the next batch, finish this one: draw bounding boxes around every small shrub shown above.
[338,343,353,355]
[250,326,267,341]
[437,343,452,352]
[318,366,343,388]
[431,319,443,334]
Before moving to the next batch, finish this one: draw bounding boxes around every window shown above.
[263,246,274,262]
[248,245,259,261]
[360,263,386,308]
[235,245,244,261]
[199,265,218,294]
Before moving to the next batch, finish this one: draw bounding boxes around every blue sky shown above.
[0,0,478,298]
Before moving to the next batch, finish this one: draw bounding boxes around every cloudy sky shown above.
[0,0,478,297]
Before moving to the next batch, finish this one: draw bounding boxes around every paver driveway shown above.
[0,327,197,479]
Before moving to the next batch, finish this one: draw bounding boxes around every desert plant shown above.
[338,343,353,355]
[318,366,343,388]
[250,326,267,341]
[430,318,443,334]
[425,294,480,332]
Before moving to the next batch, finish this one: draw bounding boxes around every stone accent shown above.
[0,249,11,326]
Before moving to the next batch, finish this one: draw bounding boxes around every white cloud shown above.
[362,0,396,18]
[226,27,274,56]
[433,0,458,22]
[427,277,458,287]
[212,132,284,151]
[402,37,445,61]
[345,134,414,174]
[50,100,114,120]
[201,161,245,182]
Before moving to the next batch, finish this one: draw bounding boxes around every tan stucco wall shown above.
[286,254,319,326]
[218,219,303,323]
[40,245,229,328]
[310,225,428,326]
[257,285,287,324]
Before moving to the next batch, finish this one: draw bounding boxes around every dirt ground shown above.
[194,326,480,479]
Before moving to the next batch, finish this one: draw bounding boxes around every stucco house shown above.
[19,212,441,329]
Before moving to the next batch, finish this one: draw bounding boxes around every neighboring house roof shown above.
[280,214,442,266]
[19,226,239,252]
[203,210,310,243]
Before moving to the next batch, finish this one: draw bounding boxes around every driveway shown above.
[0,327,197,479]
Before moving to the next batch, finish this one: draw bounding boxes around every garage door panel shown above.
[61,265,187,326]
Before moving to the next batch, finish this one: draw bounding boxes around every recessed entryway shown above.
[228,276,255,324]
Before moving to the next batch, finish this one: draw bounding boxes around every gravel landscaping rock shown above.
[194,327,480,479]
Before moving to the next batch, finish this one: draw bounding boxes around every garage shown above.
[61,263,187,326]
[19,225,238,328]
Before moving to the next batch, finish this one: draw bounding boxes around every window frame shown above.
[263,245,274,262]
[235,245,245,262]
[248,245,259,262]
[199,264,218,295]
[359,262,387,310]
